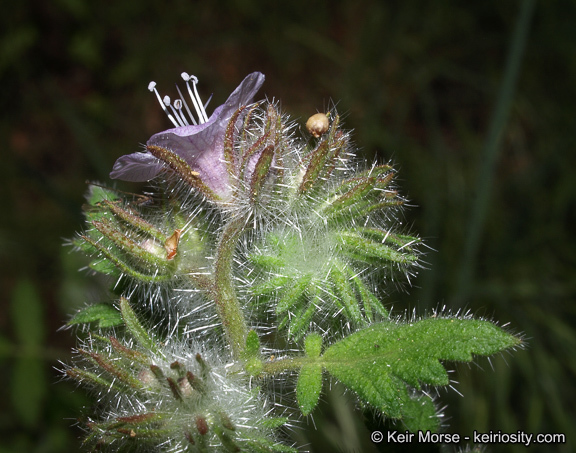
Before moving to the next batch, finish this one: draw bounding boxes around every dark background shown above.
[1,1,575,452]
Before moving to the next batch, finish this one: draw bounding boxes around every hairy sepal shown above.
[248,227,400,338]
[78,183,213,301]
[67,320,292,452]
[298,115,346,194]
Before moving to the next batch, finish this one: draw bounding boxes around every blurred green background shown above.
[2,0,575,452]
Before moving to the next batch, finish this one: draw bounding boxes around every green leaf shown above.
[101,199,166,242]
[321,318,521,429]
[296,364,323,416]
[68,303,124,328]
[244,330,261,358]
[251,275,291,296]
[304,333,322,358]
[350,272,388,321]
[298,116,342,194]
[400,394,439,433]
[324,177,375,215]
[356,227,420,250]
[296,335,324,415]
[81,234,173,283]
[249,254,286,271]
[79,349,144,389]
[87,184,119,205]
[88,257,120,276]
[11,279,44,348]
[91,218,168,268]
[243,330,263,375]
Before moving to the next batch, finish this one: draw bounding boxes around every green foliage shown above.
[297,364,323,416]
[60,92,527,451]
[86,184,119,205]
[244,329,261,357]
[292,318,521,431]
[304,333,323,358]
[298,115,346,194]
[297,334,325,415]
[321,166,402,222]
[78,184,186,284]
[398,394,439,433]
[245,438,298,453]
[67,302,124,328]
[336,229,420,266]
[64,91,526,450]
[243,330,263,375]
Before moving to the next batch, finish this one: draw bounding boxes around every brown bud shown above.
[306,113,329,138]
[164,229,182,260]
[196,416,209,435]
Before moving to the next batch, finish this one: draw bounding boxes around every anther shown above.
[148,81,179,128]
[163,96,188,127]
[176,85,197,125]
[149,74,210,127]
[182,72,209,124]
[173,99,189,126]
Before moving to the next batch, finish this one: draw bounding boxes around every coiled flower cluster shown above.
[65,71,521,451]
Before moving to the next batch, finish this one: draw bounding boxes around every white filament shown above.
[148,73,212,128]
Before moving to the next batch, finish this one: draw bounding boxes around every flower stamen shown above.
[181,72,209,123]
[175,85,198,125]
[164,96,188,128]
[148,81,181,128]
[173,99,189,127]
[149,74,213,127]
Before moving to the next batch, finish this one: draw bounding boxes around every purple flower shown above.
[110,72,265,201]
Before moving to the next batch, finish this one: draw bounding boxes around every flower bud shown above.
[306,112,330,138]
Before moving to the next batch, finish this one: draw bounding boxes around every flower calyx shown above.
[110,72,267,204]
[66,302,294,453]
[77,184,209,287]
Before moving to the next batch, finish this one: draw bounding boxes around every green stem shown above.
[260,357,308,376]
[212,216,249,359]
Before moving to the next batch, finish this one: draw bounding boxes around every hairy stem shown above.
[212,215,249,359]
[260,357,307,376]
